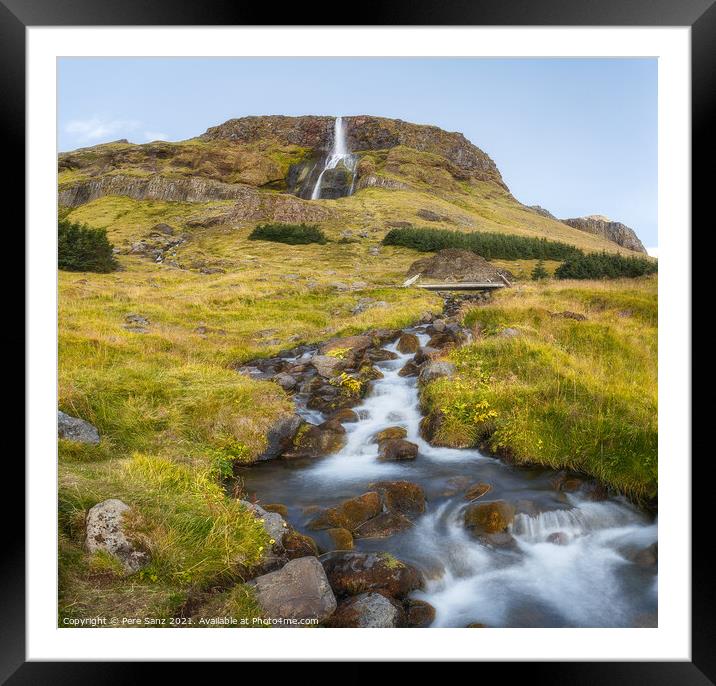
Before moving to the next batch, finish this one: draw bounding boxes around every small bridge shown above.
[402,274,511,291]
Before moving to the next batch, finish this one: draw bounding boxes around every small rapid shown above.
[239,327,657,628]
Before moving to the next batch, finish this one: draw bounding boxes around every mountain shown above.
[561,215,647,254]
[58,114,644,255]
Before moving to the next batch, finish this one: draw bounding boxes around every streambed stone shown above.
[250,556,337,623]
[322,551,423,598]
[378,438,418,461]
[371,480,426,514]
[326,592,405,628]
[463,500,516,535]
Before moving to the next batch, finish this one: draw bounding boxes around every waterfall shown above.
[310,116,357,200]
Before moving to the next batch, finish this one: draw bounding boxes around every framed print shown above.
[10,0,709,678]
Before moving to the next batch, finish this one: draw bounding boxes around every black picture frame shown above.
[8,0,706,679]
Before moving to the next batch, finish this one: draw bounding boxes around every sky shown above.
[58,57,658,249]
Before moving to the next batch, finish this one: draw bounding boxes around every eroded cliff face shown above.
[201,115,507,189]
[561,215,647,254]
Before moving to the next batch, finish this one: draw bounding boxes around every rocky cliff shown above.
[561,215,647,254]
[200,115,506,189]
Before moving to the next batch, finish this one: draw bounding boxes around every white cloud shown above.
[647,247,658,258]
[65,118,141,144]
[143,131,169,142]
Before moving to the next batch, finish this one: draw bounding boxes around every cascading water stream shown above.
[239,328,658,628]
[310,116,357,200]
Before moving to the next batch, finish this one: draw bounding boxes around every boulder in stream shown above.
[308,491,382,531]
[419,361,456,383]
[250,556,337,623]
[463,500,516,535]
[322,551,423,598]
[325,592,406,628]
[405,599,437,628]
[371,480,426,514]
[256,414,303,462]
[378,438,419,461]
[283,419,347,459]
[326,527,354,550]
[396,333,420,353]
[354,511,413,539]
[373,426,407,442]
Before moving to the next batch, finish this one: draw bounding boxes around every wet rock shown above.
[405,599,436,628]
[256,414,303,462]
[283,530,319,559]
[367,348,399,362]
[371,480,426,514]
[320,335,372,364]
[478,532,517,549]
[419,411,448,446]
[419,361,456,383]
[329,408,360,423]
[620,542,658,567]
[310,354,345,379]
[284,419,347,459]
[546,531,569,545]
[552,472,584,493]
[373,426,407,442]
[464,482,492,501]
[326,528,354,550]
[250,556,337,623]
[398,360,421,377]
[325,592,405,628]
[358,363,384,382]
[274,373,297,391]
[396,333,420,354]
[354,512,413,539]
[309,491,382,532]
[378,438,419,461]
[263,503,288,518]
[464,500,516,535]
[414,346,440,365]
[58,410,100,444]
[322,551,423,598]
[431,318,447,332]
[85,499,149,574]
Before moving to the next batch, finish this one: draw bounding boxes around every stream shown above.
[239,329,658,628]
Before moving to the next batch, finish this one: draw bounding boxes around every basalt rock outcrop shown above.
[561,215,647,253]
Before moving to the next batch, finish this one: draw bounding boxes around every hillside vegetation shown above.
[419,277,658,500]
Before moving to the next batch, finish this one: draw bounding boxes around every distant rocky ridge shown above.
[201,115,507,189]
[561,215,647,254]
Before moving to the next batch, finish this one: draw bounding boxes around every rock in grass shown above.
[256,414,303,462]
[326,592,405,627]
[322,551,423,598]
[419,361,456,383]
[463,500,515,535]
[250,556,337,623]
[58,410,100,445]
[240,501,289,550]
[85,499,149,574]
